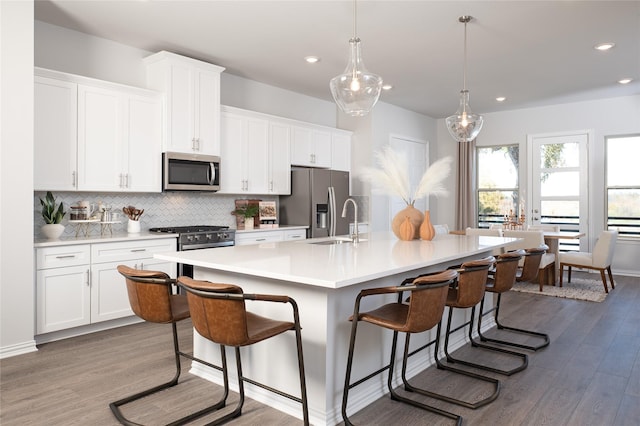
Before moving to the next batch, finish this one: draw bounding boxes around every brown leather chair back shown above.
[404,270,457,333]
[450,256,495,308]
[178,276,250,347]
[518,247,546,282]
[117,265,179,324]
[487,251,523,293]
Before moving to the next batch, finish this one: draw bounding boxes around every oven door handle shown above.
[181,242,235,251]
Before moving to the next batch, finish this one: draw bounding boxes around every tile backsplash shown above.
[34,191,277,239]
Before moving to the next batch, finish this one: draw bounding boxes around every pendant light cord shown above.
[353,0,358,40]
[463,17,468,91]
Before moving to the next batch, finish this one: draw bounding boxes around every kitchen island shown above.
[155,232,516,425]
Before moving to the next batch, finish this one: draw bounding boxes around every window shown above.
[477,145,519,228]
[606,134,640,238]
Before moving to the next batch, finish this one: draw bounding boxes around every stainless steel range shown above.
[149,225,235,277]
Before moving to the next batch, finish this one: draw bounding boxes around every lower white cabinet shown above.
[36,238,176,335]
[235,228,307,246]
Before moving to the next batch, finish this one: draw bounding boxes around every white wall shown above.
[435,95,640,275]
[1,1,37,358]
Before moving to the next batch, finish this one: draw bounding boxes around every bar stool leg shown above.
[477,294,550,351]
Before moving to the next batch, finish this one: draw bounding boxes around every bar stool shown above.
[401,257,502,409]
[178,276,309,425]
[477,249,550,351]
[342,270,461,426]
[110,265,227,426]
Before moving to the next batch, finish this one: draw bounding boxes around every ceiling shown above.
[34,0,640,118]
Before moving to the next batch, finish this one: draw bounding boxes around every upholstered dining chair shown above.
[559,229,618,293]
[342,270,461,426]
[503,230,554,290]
[178,276,309,425]
[111,265,226,426]
[433,224,450,234]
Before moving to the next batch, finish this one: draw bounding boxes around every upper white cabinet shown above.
[144,51,225,156]
[34,68,163,192]
[219,106,290,195]
[34,76,78,191]
[291,126,332,168]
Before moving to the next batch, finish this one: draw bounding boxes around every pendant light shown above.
[446,15,484,142]
[330,0,383,116]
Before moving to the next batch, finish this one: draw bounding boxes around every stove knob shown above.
[221,232,228,239]
[205,233,212,240]
[194,235,201,241]
[186,235,194,242]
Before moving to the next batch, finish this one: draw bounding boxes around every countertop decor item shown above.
[232,204,260,230]
[40,191,66,239]
[329,0,382,116]
[123,205,144,221]
[419,210,436,241]
[359,146,452,239]
[445,15,484,143]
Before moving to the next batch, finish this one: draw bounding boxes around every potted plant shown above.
[233,204,260,230]
[39,191,67,239]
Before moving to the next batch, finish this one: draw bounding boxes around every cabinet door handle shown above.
[124,173,129,188]
[56,255,76,259]
[86,269,90,286]
[256,238,266,242]
[72,171,76,187]
[140,262,144,270]
[130,248,146,252]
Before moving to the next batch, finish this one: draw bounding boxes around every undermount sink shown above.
[308,237,368,245]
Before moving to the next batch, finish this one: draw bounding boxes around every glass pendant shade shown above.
[446,90,484,142]
[330,38,383,116]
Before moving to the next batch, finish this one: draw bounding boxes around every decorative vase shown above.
[127,219,141,233]
[243,218,254,230]
[391,204,424,240]
[41,223,65,240]
[398,217,415,241]
[419,210,436,241]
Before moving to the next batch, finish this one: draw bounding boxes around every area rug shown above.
[510,277,607,302]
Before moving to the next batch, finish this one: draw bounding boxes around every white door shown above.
[528,131,589,251]
[389,136,429,226]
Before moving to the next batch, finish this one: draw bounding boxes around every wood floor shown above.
[2,272,639,425]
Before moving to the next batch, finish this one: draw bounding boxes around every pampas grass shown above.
[359,146,452,205]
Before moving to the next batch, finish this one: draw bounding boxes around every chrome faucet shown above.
[341,198,359,243]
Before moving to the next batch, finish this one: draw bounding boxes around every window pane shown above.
[478,147,518,188]
[608,136,640,186]
[608,188,640,237]
[478,190,517,226]
[540,142,579,168]
[540,171,580,196]
[541,200,580,226]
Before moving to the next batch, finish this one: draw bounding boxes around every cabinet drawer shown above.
[37,245,90,269]
[91,238,177,263]
[284,229,307,241]
[235,231,284,246]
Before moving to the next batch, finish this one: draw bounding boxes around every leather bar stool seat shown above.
[110,265,227,426]
[178,276,309,425]
[342,270,461,426]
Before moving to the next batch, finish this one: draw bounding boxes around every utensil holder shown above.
[127,219,140,233]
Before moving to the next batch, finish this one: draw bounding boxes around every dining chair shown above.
[433,224,450,234]
[559,229,618,293]
[342,270,461,426]
[476,251,550,351]
[110,265,227,426]
[503,230,554,290]
[178,276,309,425]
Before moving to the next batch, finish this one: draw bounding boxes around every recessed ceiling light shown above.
[382,84,393,91]
[594,42,615,51]
[495,96,506,102]
[618,78,633,84]
[304,56,320,64]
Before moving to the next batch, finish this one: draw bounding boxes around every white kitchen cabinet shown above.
[34,68,163,193]
[291,125,332,168]
[219,106,290,195]
[331,130,352,172]
[144,51,225,155]
[35,238,176,336]
[219,109,269,193]
[34,76,78,191]
[36,245,91,334]
[235,228,307,245]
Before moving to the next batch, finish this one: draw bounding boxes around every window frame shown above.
[605,133,640,239]
[476,144,520,228]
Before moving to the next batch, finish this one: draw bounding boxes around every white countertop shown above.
[34,231,178,248]
[155,232,516,289]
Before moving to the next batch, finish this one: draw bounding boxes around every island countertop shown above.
[155,231,515,289]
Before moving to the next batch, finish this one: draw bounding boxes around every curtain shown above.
[455,139,476,230]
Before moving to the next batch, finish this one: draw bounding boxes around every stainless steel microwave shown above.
[162,152,220,191]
